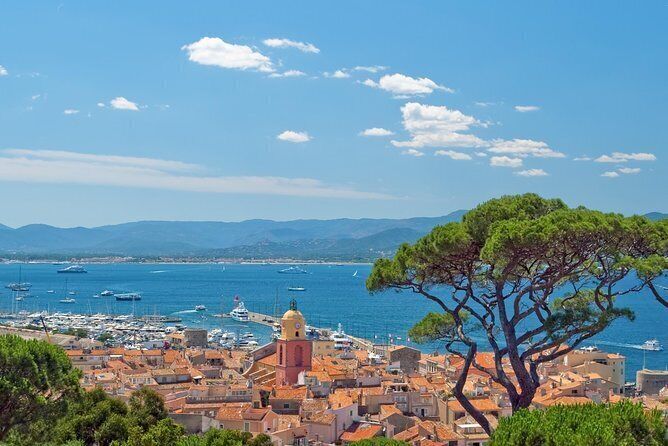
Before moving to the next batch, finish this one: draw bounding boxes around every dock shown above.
[246,311,374,351]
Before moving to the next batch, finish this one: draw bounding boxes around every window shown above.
[278,345,283,365]
[295,331,299,337]
[284,403,290,409]
[243,422,250,432]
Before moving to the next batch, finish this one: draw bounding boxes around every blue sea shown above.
[0,263,665,379]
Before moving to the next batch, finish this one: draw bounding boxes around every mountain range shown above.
[0,210,664,261]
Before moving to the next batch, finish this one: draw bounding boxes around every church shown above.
[275,299,313,385]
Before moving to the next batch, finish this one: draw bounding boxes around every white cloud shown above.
[63,109,79,115]
[324,69,350,79]
[31,94,41,101]
[0,65,7,76]
[601,171,619,178]
[360,128,394,137]
[97,102,106,108]
[110,97,139,111]
[475,152,488,157]
[515,168,548,177]
[490,156,523,168]
[573,156,591,161]
[618,167,641,174]
[434,150,472,160]
[488,139,565,158]
[595,152,656,163]
[182,37,274,73]
[352,65,387,73]
[0,149,389,200]
[363,73,453,97]
[514,105,540,113]
[268,70,306,78]
[475,101,497,107]
[262,38,319,54]
[402,149,424,157]
[391,102,485,148]
[277,130,311,143]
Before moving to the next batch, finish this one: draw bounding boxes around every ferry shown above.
[195,305,207,311]
[330,323,352,350]
[230,301,250,322]
[639,339,663,351]
[278,266,308,274]
[100,290,114,297]
[57,265,87,274]
[115,292,142,301]
[287,286,306,292]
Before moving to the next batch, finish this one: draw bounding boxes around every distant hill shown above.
[0,210,467,261]
[0,209,661,261]
[644,212,667,221]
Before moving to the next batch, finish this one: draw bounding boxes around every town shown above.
[2,299,666,446]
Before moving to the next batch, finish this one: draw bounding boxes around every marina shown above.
[0,262,666,376]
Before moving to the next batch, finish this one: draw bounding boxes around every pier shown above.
[246,310,375,351]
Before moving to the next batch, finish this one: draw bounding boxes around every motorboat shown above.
[115,293,142,301]
[278,266,308,274]
[639,339,663,351]
[100,290,114,296]
[57,265,87,273]
[287,286,306,291]
[195,305,207,311]
[330,323,352,350]
[230,301,250,322]
[60,297,76,304]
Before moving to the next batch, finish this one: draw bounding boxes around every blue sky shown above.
[0,1,665,227]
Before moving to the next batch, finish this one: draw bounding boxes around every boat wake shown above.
[590,340,650,351]
[172,309,197,314]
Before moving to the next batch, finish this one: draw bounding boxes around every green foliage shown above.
[126,418,184,446]
[174,429,263,446]
[97,332,114,344]
[489,401,667,446]
[128,387,169,432]
[349,439,409,446]
[0,334,82,440]
[62,328,89,338]
[408,312,464,344]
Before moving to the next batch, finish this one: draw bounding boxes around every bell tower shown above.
[275,299,312,385]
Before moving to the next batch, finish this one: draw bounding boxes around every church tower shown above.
[275,299,312,385]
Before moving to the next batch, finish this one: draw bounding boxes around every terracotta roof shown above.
[258,353,277,366]
[329,390,356,408]
[446,397,500,413]
[271,386,308,400]
[379,404,403,418]
[215,403,252,421]
[340,423,383,442]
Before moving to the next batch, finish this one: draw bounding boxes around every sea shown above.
[1,262,665,380]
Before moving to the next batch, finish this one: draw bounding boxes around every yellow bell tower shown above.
[275,299,312,385]
[280,299,306,340]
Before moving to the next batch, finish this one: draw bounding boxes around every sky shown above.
[0,1,666,228]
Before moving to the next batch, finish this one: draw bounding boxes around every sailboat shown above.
[59,279,76,304]
[6,265,32,291]
[352,270,358,277]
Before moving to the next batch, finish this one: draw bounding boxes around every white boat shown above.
[115,293,141,301]
[57,265,87,274]
[278,266,308,274]
[230,301,250,322]
[195,305,207,311]
[330,323,352,350]
[46,290,55,294]
[353,270,358,277]
[60,297,76,303]
[100,290,114,296]
[639,339,663,351]
[287,286,306,292]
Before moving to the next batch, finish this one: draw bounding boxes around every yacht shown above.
[330,323,352,350]
[6,266,32,291]
[195,305,207,311]
[278,266,308,274]
[287,286,306,292]
[230,301,250,322]
[59,297,76,304]
[100,290,114,297]
[115,292,142,301]
[57,265,87,274]
[640,339,663,351]
[46,290,55,294]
